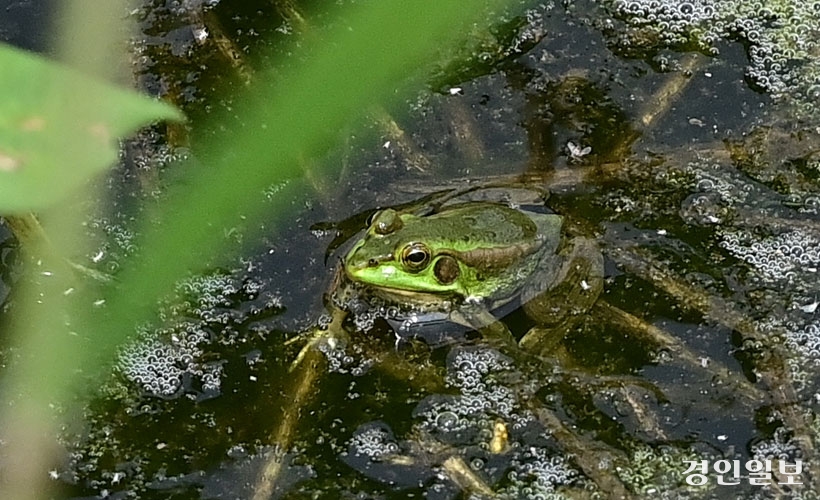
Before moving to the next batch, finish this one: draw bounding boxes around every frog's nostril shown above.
[368,258,378,267]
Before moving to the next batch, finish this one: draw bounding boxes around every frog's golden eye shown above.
[400,242,431,272]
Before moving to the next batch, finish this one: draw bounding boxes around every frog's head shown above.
[343,208,467,297]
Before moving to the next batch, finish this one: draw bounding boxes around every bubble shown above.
[501,447,577,497]
[720,228,820,282]
[804,195,820,209]
[696,178,715,191]
[435,411,459,431]
[348,424,398,459]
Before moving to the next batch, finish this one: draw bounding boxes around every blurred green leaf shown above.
[0,43,183,213]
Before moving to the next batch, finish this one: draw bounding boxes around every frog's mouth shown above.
[365,284,443,298]
[347,276,460,308]
[376,289,459,311]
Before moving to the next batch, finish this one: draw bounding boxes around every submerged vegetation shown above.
[1,0,820,498]
[602,0,820,120]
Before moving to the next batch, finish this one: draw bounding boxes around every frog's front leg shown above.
[519,237,604,356]
[449,305,518,352]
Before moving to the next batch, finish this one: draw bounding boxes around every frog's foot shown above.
[290,306,351,372]
[519,237,603,354]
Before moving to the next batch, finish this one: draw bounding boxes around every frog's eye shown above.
[400,243,431,272]
[371,209,403,235]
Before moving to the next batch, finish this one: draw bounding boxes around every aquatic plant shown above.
[600,0,820,121]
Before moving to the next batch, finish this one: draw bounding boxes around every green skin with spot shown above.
[343,202,564,310]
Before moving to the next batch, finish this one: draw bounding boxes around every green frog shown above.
[340,186,604,352]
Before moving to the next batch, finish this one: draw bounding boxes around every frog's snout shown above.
[343,243,384,275]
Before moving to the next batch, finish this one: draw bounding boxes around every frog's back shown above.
[413,202,548,250]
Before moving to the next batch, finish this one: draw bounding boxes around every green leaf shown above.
[0,43,184,213]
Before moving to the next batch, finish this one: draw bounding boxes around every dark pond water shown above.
[0,0,54,51]
[3,0,820,499]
